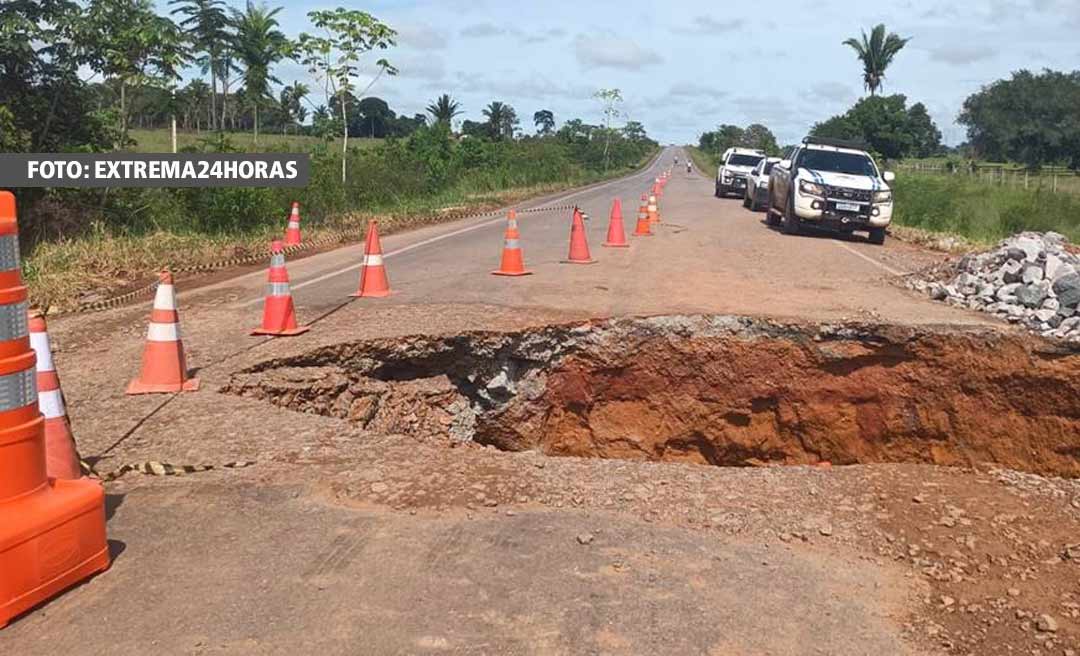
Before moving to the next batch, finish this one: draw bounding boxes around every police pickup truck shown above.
[766,137,895,245]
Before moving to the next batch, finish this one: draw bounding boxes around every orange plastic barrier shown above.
[492,210,532,276]
[284,202,302,246]
[0,190,109,629]
[28,311,81,479]
[602,199,629,248]
[127,270,199,395]
[252,241,309,336]
[351,221,393,298]
[562,208,597,264]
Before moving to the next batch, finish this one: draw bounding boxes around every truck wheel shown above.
[868,227,886,245]
[742,192,750,209]
[781,195,801,235]
[714,183,722,198]
[764,191,780,226]
[749,193,760,212]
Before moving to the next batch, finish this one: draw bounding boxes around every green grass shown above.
[687,146,718,179]
[26,143,659,310]
[127,129,381,153]
[891,173,1080,243]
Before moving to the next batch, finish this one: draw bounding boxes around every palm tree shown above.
[482,101,507,140]
[170,0,231,131]
[231,1,289,145]
[426,94,462,124]
[533,109,555,136]
[842,24,911,96]
[279,81,309,134]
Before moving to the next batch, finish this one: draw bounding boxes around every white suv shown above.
[743,157,781,211]
[714,147,766,198]
[766,137,895,245]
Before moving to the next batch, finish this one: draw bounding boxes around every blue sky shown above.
[183,0,1080,145]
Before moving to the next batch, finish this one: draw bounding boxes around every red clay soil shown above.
[226,315,1080,478]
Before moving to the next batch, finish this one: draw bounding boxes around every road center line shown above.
[236,160,664,308]
[833,241,907,276]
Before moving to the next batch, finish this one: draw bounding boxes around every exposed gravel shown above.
[908,232,1080,341]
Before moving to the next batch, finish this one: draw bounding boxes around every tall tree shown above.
[83,0,189,147]
[298,7,397,182]
[279,80,308,134]
[483,101,517,140]
[169,0,230,131]
[842,24,910,96]
[231,0,290,146]
[426,94,462,124]
[593,88,622,171]
[533,109,555,135]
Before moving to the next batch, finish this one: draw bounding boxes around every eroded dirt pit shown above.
[224,315,1080,477]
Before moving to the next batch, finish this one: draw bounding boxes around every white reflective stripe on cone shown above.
[504,239,521,248]
[39,388,66,419]
[146,322,180,342]
[153,284,177,310]
[29,330,55,372]
[364,254,384,266]
[0,368,37,412]
[287,221,300,228]
[266,282,291,296]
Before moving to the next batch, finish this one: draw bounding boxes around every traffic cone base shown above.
[0,190,109,629]
[602,242,630,248]
[560,258,598,264]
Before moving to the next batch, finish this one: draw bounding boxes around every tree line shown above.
[693,22,1079,169]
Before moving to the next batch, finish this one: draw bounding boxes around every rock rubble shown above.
[909,232,1080,341]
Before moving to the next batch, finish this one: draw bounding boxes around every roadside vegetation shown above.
[1,2,657,308]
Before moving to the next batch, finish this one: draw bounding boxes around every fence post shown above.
[1053,175,1058,193]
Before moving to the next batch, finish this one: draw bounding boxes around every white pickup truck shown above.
[714,147,766,198]
[766,137,895,245]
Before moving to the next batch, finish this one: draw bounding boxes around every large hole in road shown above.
[223,316,1080,478]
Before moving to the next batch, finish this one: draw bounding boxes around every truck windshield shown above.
[797,150,877,176]
[728,154,764,167]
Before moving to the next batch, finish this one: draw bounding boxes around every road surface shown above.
[5,148,1075,656]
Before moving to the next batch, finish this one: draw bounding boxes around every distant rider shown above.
[686,160,692,174]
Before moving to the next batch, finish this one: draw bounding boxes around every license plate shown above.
[835,202,860,212]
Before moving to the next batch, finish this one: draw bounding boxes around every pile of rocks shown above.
[909,232,1080,341]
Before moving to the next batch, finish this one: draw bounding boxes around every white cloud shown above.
[573,35,662,71]
[668,82,727,100]
[677,15,745,34]
[927,44,998,65]
[395,22,450,51]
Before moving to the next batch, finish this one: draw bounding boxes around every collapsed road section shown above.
[225,315,1080,477]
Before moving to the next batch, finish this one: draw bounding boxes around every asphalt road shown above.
[169,145,986,327]
[3,146,1019,655]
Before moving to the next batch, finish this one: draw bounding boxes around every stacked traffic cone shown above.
[633,194,653,237]
[562,207,597,264]
[253,240,309,336]
[653,179,663,199]
[127,270,199,395]
[0,190,109,629]
[492,210,532,276]
[28,311,81,480]
[351,221,393,298]
[284,202,302,246]
[602,198,629,248]
[647,193,661,225]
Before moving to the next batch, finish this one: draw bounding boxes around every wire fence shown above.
[896,162,1080,195]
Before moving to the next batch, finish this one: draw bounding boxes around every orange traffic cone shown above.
[284,202,302,246]
[602,198,629,248]
[28,311,81,480]
[351,221,393,298]
[633,195,653,237]
[653,179,663,199]
[253,240,309,336]
[562,207,597,264]
[126,270,199,395]
[492,210,532,276]
[647,193,661,225]
[0,190,109,629]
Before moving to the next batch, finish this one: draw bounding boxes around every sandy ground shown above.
[4,149,1079,655]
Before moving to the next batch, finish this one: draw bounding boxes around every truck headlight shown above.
[873,190,893,204]
[799,180,824,197]
[722,171,733,181]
